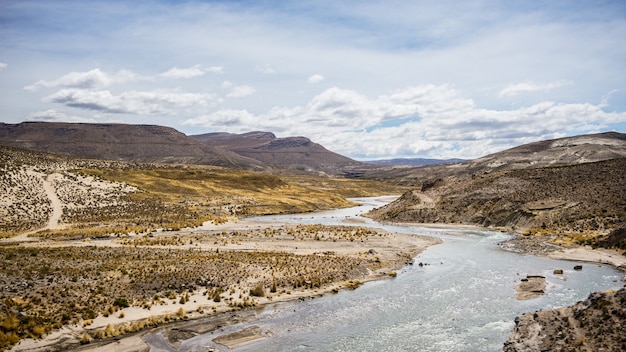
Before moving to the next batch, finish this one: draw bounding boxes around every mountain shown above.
[191,131,364,175]
[364,158,467,167]
[0,122,256,168]
[364,132,626,186]
[0,122,367,175]
[368,132,626,249]
[369,157,626,232]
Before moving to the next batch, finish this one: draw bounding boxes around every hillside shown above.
[0,144,406,237]
[0,121,258,168]
[364,132,626,186]
[192,131,364,176]
[504,288,626,351]
[0,122,367,176]
[368,158,626,251]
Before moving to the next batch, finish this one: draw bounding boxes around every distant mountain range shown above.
[1,122,625,180]
[191,131,362,175]
[364,158,467,167]
[0,122,362,176]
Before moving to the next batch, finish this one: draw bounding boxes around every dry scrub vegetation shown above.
[0,224,398,349]
[0,145,407,238]
[0,145,414,349]
[370,159,626,251]
[505,288,626,352]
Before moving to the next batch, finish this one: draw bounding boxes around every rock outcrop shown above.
[504,288,626,351]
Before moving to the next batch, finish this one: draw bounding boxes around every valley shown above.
[1,122,625,351]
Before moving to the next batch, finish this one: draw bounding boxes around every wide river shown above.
[146,197,624,352]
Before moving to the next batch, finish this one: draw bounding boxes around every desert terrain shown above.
[2,126,626,351]
[1,144,430,351]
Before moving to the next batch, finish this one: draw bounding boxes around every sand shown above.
[10,216,440,352]
[546,246,626,269]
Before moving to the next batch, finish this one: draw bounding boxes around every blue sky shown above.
[1,0,625,159]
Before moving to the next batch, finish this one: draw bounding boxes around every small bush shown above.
[113,297,129,308]
[250,285,265,297]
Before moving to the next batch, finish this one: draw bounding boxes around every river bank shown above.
[497,234,626,271]
[9,218,440,352]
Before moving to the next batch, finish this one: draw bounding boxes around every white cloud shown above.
[26,109,95,123]
[185,85,626,159]
[24,69,136,91]
[226,85,256,98]
[308,74,325,83]
[0,62,7,70]
[159,65,205,79]
[184,109,256,128]
[498,80,573,97]
[44,89,216,115]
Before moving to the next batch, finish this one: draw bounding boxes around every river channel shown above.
[146,197,624,352]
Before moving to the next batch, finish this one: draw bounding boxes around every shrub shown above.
[250,285,265,297]
[113,297,129,308]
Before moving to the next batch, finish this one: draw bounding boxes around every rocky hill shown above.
[504,288,626,351]
[365,132,626,186]
[368,158,626,249]
[192,131,364,175]
[0,122,367,176]
[0,122,257,168]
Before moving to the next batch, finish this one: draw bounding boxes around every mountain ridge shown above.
[0,122,363,175]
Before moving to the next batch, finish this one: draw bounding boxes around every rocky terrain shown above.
[365,132,626,186]
[369,158,626,252]
[0,144,416,350]
[504,288,626,351]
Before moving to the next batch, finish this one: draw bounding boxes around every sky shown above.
[1,0,625,160]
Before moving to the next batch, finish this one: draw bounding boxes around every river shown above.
[147,197,624,352]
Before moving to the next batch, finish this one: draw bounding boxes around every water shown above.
[147,197,624,352]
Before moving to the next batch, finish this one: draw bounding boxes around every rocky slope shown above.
[192,131,364,176]
[369,158,626,250]
[365,132,626,186]
[504,288,626,351]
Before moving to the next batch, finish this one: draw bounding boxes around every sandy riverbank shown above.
[10,219,440,352]
[498,234,626,271]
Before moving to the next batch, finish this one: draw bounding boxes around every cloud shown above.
[159,65,205,79]
[206,66,224,74]
[226,85,256,98]
[308,74,325,83]
[24,69,136,91]
[44,89,216,115]
[0,62,7,70]
[184,85,626,159]
[498,80,573,98]
[26,109,96,123]
[184,109,256,127]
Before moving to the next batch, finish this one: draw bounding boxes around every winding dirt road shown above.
[6,173,63,242]
[42,173,63,230]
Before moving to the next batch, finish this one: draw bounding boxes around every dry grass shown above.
[371,159,626,250]
[0,224,392,349]
[1,144,406,238]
